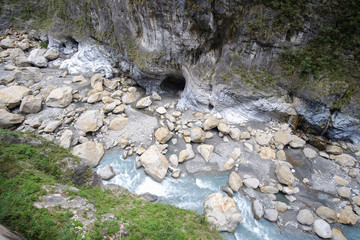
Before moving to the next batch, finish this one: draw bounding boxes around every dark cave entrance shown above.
[160,75,186,93]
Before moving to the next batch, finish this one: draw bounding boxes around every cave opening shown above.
[160,75,186,93]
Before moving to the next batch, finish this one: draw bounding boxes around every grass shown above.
[0,129,222,239]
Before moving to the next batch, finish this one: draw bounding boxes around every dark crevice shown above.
[160,75,186,93]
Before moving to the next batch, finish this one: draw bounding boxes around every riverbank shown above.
[1,29,360,239]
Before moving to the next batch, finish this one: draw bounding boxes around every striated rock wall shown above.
[1,0,359,142]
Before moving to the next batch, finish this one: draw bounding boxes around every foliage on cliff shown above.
[0,129,222,240]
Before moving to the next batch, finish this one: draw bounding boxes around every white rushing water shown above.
[95,149,359,240]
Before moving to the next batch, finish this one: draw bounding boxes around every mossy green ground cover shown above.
[0,129,222,239]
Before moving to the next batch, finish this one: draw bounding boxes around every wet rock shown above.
[275,164,294,186]
[20,95,42,114]
[44,48,60,60]
[109,116,128,131]
[274,201,289,213]
[0,86,31,109]
[136,96,152,109]
[223,158,235,171]
[297,209,314,225]
[264,209,278,222]
[335,154,356,167]
[28,49,48,67]
[154,127,172,144]
[72,141,104,167]
[0,109,24,127]
[202,116,219,130]
[273,130,292,146]
[46,87,73,108]
[228,171,242,192]
[191,127,205,143]
[204,193,243,233]
[59,129,73,149]
[139,145,169,182]
[221,186,233,197]
[259,147,276,160]
[316,206,337,223]
[75,110,104,133]
[197,144,214,162]
[44,120,62,133]
[338,208,360,225]
[289,135,306,148]
[99,165,115,180]
[313,219,332,239]
[303,148,318,159]
[326,145,343,155]
[243,178,260,189]
[252,200,264,220]
[332,228,347,240]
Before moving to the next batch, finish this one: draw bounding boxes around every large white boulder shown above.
[197,144,214,162]
[275,164,294,186]
[0,86,31,109]
[75,110,104,133]
[154,127,172,144]
[45,87,73,108]
[204,193,243,233]
[28,49,48,67]
[72,141,104,167]
[0,109,24,128]
[139,145,169,182]
[313,219,332,239]
[20,95,42,114]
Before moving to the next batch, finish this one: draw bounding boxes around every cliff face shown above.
[1,0,359,142]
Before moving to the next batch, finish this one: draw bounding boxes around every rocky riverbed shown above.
[1,29,360,239]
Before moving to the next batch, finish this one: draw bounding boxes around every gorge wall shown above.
[1,0,359,143]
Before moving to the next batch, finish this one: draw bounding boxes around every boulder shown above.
[72,141,104,167]
[231,147,241,160]
[45,87,73,108]
[168,154,178,167]
[0,109,24,127]
[99,165,115,180]
[87,91,110,104]
[44,48,60,60]
[151,91,161,101]
[0,36,15,48]
[178,144,195,162]
[218,122,230,134]
[202,116,219,130]
[139,145,169,182]
[332,228,347,240]
[156,107,167,115]
[223,158,235,171]
[353,196,360,206]
[44,120,62,133]
[17,39,30,50]
[289,135,306,148]
[13,67,42,86]
[204,193,243,233]
[337,187,351,199]
[259,147,276,160]
[264,209,278,222]
[191,127,205,143]
[338,208,360,225]
[275,164,294,186]
[274,201,289,213]
[313,219,332,239]
[334,175,349,186]
[109,116,128,131]
[122,92,136,104]
[297,209,314,225]
[75,110,104,133]
[335,154,356,167]
[240,132,251,140]
[28,49,48,67]
[229,127,241,141]
[256,133,272,146]
[197,144,214,162]
[154,127,172,144]
[10,48,30,67]
[252,200,264,220]
[0,86,31,109]
[316,206,337,223]
[326,145,343,155]
[90,74,104,88]
[171,169,181,179]
[228,171,242,192]
[136,96,152,109]
[260,186,279,194]
[243,178,260,189]
[20,95,42,114]
[273,130,292,146]
[59,129,73,149]
[303,148,318,159]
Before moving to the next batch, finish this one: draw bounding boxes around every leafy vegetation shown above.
[0,129,222,240]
